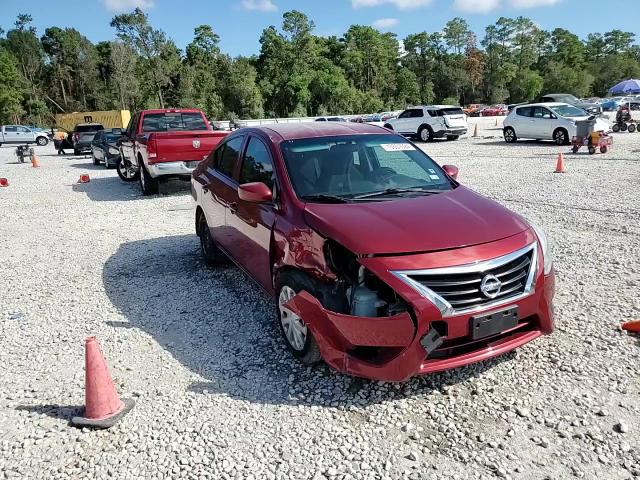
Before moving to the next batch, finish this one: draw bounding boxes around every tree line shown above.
[1,9,639,126]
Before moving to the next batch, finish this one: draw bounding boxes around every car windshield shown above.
[142,112,208,132]
[280,134,453,201]
[104,132,120,142]
[549,104,588,117]
[76,124,103,132]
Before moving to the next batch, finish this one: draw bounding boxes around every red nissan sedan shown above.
[191,123,554,382]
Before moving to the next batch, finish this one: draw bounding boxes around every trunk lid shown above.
[148,131,228,163]
[438,107,467,128]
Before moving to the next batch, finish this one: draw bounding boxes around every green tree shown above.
[0,47,25,123]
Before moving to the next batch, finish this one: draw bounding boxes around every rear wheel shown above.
[139,159,159,195]
[418,125,433,142]
[612,123,621,133]
[600,145,608,154]
[588,146,596,154]
[503,127,517,143]
[275,271,323,365]
[628,123,637,133]
[197,209,226,267]
[620,123,628,132]
[553,128,569,146]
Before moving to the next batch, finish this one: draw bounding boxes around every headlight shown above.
[108,147,120,155]
[530,222,553,275]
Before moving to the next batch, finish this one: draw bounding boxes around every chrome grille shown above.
[393,243,537,317]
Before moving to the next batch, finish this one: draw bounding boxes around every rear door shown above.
[532,106,555,139]
[226,135,277,290]
[513,106,535,138]
[438,107,467,130]
[201,135,245,255]
[2,126,20,143]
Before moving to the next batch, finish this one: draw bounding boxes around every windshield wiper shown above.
[301,194,351,204]
[353,187,443,200]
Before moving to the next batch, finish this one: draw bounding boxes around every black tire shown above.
[274,270,325,365]
[36,136,48,146]
[620,123,628,132]
[196,209,226,267]
[553,128,569,146]
[628,123,636,133]
[612,123,621,133]
[383,124,393,130]
[503,127,517,143]
[588,146,596,155]
[139,159,159,195]
[92,152,100,165]
[572,145,579,154]
[446,135,459,141]
[116,158,139,182]
[418,125,433,142]
[600,145,608,154]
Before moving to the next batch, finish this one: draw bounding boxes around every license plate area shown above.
[470,306,518,340]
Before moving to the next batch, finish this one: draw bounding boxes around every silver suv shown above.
[384,105,468,142]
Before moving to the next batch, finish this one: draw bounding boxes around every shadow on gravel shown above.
[103,234,514,407]
[67,162,104,170]
[71,176,190,202]
[16,404,82,422]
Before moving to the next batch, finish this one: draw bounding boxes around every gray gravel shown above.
[1,121,639,479]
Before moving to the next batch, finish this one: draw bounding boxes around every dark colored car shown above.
[191,123,555,381]
[91,129,123,168]
[540,94,602,116]
[72,123,104,155]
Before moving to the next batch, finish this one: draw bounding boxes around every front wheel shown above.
[418,126,433,142]
[503,127,517,143]
[36,137,48,146]
[116,158,139,182]
[553,128,569,146]
[628,123,636,133]
[275,271,322,365]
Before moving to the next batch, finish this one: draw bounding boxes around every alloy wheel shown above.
[278,286,307,351]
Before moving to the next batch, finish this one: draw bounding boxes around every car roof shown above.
[408,105,461,109]
[141,109,203,114]
[516,102,569,108]
[254,122,390,141]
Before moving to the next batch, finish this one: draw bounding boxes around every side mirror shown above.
[442,164,459,180]
[238,182,272,203]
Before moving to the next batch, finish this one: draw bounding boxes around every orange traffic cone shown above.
[79,174,90,183]
[0,178,8,187]
[554,153,566,173]
[31,151,40,168]
[622,320,640,334]
[71,336,134,429]
[473,123,479,137]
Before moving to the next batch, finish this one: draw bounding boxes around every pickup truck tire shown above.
[275,270,323,365]
[139,160,159,196]
[418,125,433,142]
[36,136,48,146]
[197,209,227,267]
[116,158,139,182]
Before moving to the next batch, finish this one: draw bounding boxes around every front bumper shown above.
[286,230,555,382]
[147,161,199,179]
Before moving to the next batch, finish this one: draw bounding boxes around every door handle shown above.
[229,202,238,215]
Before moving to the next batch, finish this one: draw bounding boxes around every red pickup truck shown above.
[117,109,227,195]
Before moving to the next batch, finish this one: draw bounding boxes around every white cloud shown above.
[352,0,432,11]
[373,18,399,29]
[508,0,560,7]
[453,0,501,13]
[103,0,154,11]
[241,0,277,12]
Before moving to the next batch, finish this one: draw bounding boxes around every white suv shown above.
[384,105,468,142]
[503,102,610,145]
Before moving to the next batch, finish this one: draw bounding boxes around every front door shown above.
[225,136,277,291]
[202,135,245,256]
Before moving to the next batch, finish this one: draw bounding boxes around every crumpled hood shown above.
[303,187,530,255]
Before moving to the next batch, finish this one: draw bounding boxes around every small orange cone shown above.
[31,151,40,168]
[622,320,640,334]
[0,178,8,187]
[554,153,566,173]
[79,174,90,183]
[71,336,134,429]
[473,123,479,137]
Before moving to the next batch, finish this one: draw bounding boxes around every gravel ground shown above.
[1,120,639,480]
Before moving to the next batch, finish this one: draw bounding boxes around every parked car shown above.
[384,105,468,141]
[464,104,486,117]
[71,123,104,155]
[315,117,347,122]
[479,104,508,117]
[117,109,228,195]
[503,103,610,145]
[540,93,602,116]
[91,129,123,168]
[0,125,50,146]
[191,122,555,381]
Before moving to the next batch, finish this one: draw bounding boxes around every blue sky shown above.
[1,0,638,56]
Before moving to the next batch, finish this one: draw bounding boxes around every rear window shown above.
[141,112,208,132]
[76,124,104,133]
[437,108,464,116]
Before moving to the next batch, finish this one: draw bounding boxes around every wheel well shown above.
[553,127,568,136]
[418,124,433,132]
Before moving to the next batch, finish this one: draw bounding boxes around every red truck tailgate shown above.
[149,131,228,163]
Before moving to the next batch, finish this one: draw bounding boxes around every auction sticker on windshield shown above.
[380,143,415,152]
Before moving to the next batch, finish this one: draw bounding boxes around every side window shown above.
[533,107,553,119]
[517,107,533,117]
[5,126,18,132]
[239,137,274,189]
[398,110,411,119]
[427,110,438,117]
[215,136,244,179]
[17,126,30,133]
[411,109,425,118]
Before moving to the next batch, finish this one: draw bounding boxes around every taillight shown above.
[147,137,157,163]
